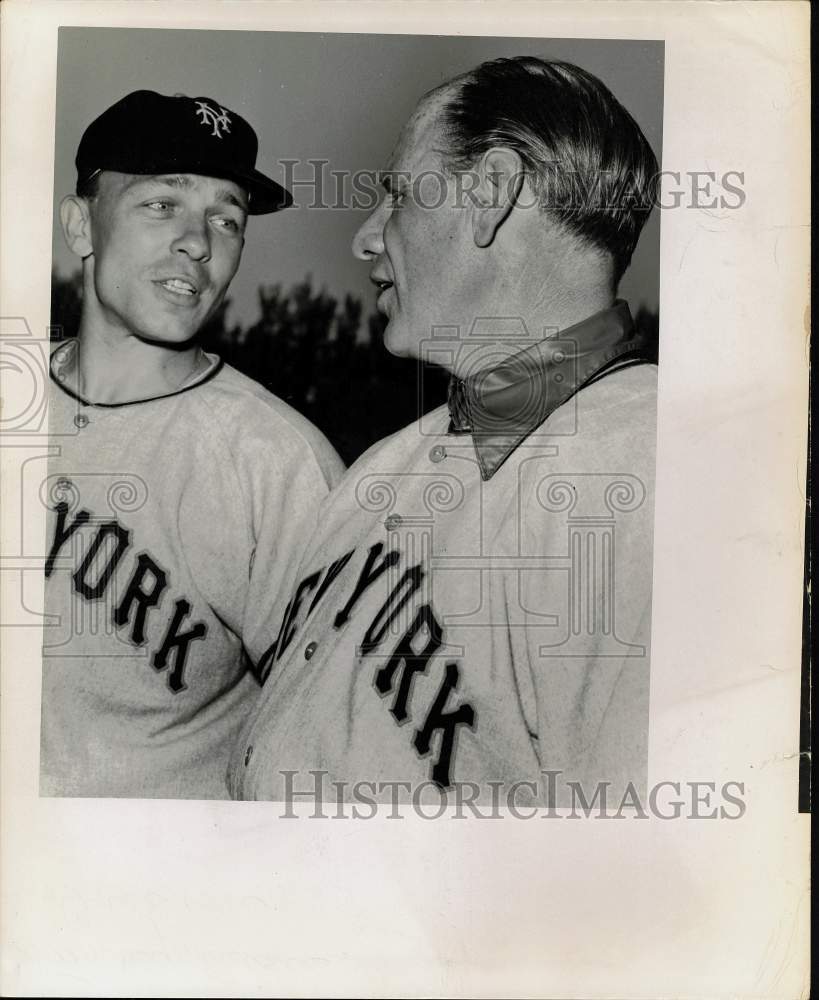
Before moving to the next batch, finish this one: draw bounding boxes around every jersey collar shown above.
[446,300,652,480]
[49,338,223,408]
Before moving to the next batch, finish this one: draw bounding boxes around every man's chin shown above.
[133,297,217,348]
[382,321,416,361]
[133,324,202,350]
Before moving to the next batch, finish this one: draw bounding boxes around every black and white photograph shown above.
[42,29,662,806]
[0,2,809,997]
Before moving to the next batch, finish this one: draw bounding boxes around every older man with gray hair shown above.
[230,57,658,810]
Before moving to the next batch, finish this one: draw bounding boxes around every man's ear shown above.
[59,195,94,259]
[471,147,525,249]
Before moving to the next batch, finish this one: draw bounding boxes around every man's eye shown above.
[211,216,241,233]
[144,200,173,211]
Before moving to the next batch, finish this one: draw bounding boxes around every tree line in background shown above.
[50,271,659,465]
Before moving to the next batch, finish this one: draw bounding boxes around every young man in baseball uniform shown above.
[42,90,344,799]
[229,57,658,809]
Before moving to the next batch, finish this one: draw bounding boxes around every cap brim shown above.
[159,157,293,214]
[229,166,293,215]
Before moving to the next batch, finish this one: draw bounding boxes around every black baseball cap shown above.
[75,90,293,214]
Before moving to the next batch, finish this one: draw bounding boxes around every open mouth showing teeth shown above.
[159,278,197,296]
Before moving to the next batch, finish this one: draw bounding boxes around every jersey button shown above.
[244,745,254,766]
[73,413,89,428]
[429,445,446,463]
[384,514,402,531]
[304,641,318,660]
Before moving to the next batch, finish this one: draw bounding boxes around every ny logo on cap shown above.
[195,101,231,139]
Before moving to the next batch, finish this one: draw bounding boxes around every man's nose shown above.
[351,203,387,260]
[171,215,211,262]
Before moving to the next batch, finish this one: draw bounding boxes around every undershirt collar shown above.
[446,300,652,480]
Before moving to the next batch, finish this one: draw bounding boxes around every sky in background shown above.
[52,29,663,330]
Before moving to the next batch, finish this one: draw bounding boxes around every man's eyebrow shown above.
[162,174,193,189]
[123,174,248,211]
[214,188,248,212]
[122,174,191,195]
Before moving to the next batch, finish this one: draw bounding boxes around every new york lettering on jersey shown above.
[45,496,207,693]
[257,539,476,789]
